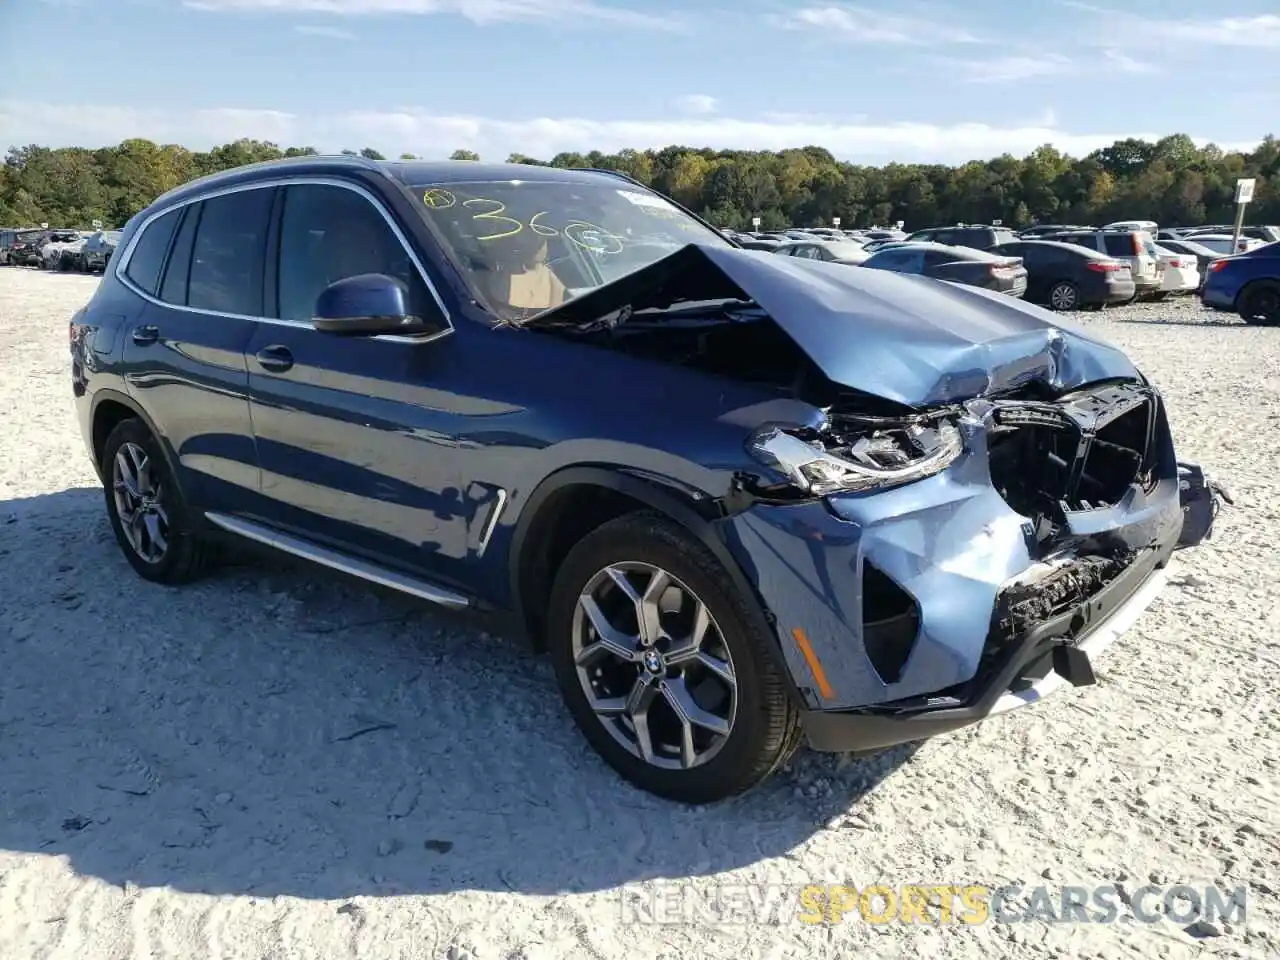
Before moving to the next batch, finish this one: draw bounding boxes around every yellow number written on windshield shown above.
[422,191,625,253]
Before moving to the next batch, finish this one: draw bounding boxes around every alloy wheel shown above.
[111,441,169,563]
[571,561,738,770]
[1050,283,1077,310]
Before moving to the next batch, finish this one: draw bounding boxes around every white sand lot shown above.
[0,267,1276,960]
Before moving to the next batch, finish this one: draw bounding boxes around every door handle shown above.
[131,324,159,345]
[255,345,294,373]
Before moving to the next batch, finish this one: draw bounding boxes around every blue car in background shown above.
[1201,242,1280,324]
[70,157,1224,803]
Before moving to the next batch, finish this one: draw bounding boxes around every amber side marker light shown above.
[791,627,836,700]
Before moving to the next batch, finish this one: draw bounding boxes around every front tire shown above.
[1238,282,1280,326]
[547,511,802,803]
[101,418,213,584]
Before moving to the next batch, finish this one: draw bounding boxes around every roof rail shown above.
[150,152,388,207]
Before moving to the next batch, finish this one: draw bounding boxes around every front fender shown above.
[506,464,809,707]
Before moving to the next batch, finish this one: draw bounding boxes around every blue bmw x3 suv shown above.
[70,156,1224,802]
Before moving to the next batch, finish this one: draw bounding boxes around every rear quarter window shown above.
[1103,234,1138,257]
[123,208,181,296]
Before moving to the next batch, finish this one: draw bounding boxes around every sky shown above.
[1,0,1278,165]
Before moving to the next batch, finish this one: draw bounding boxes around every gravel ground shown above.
[1,267,1277,960]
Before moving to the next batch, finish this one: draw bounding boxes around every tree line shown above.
[3,133,1278,233]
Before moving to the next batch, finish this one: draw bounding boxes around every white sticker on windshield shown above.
[617,189,676,210]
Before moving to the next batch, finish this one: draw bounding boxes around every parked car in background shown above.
[1201,243,1280,325]
[861,242,1028,296]
[990,239,1134,311]
[1041,228,1163,299]
[1180,234,1266,257]
[1019,224,1091,238]
[81,230,123,272]
[42,231,88,271]
[1154,238,1219,280]
[0,227,29,264]
[905,224,1019,251]
[773,239,869,265]
[1150,245,1200,298]
[1102,220,1159,234]
[71,156,1225,802]
[803,228,848,240]
[1183,225,1280,245]
[736,238,783,252]
[8,229,51,266]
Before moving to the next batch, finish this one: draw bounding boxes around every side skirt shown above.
[204,511,471,610]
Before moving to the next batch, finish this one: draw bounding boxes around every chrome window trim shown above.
[113,175,454,346]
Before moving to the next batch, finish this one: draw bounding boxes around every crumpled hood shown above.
[527,243,1140,407]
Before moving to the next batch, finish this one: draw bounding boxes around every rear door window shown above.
[1060,233,1096,250]
[124,208,181,296]
[870,248,924,272]
[187,187,274,317]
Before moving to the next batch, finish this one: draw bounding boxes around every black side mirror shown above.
[312,273,433,336]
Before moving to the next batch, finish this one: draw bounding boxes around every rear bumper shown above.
[800,545,1172,753]
[1200,281,1236,311]
[1160,268,1200,293]
[1096,279,1136,303]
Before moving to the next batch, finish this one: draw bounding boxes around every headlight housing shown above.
[746,414,964,497]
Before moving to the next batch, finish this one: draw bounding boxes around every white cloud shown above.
[294,23,357,36]
[1176,14,1280,47]
[944,48,1158,84]
[777,5,984,44]
[0,100,1262,164]
[183,0,683,29]
[1102,48,1156,74]
[952,54,1076,84]
[675,94,718,116]
[1064,3,1280,48]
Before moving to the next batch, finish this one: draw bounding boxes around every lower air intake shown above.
[861,561,921,684]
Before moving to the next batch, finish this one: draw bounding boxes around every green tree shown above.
[3,132,1278,231]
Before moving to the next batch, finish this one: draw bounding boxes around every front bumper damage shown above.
[721,379,1230,754]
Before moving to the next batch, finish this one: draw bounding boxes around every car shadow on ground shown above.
[1116,316,1246,327]
[0,487,917,901]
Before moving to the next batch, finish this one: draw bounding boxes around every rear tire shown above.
[547,511,802,803]
[1238,282,1280,326]
[101,418,214,584]
[1048,281,1079,311]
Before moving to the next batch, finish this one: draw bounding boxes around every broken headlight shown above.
[746,416,964,497]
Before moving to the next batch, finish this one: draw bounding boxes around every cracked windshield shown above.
[413,180,729,320]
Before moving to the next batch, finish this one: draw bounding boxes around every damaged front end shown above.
[732,377,1230,753]
[517,243,1228,752]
